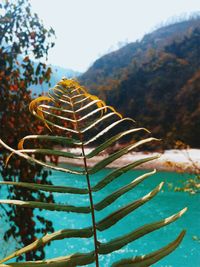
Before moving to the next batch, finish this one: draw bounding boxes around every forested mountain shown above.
[80,17,200,148]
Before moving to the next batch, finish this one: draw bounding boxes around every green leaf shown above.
[0,228,93,264]
[96,182,164,230]
[89,138,159,174]
[0,252,95,266]
[81,112,121,134]
[0,139,85,175]
[75,99,105,113]
[0,181,88,194]
[18,135,80,147]
[87,128,150,158]
[94,169,156,210]
[15,148,83,159]
[0,200,91,213]
[92,156,160,191]
[112,231,186,267]
[84,118,135,145]
[99,208,187,254]
[77,106,119,123]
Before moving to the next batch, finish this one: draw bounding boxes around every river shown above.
[0,169,199,266]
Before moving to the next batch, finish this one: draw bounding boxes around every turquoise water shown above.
[1,169,200,266]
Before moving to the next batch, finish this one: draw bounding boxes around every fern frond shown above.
[0,78,187,266]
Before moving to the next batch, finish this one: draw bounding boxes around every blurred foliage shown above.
[0,0,55,261]
[175,175,200,194]
[80,17,200,149]
[173,141,200,194]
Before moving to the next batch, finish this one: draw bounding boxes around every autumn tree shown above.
[0,0,55,260]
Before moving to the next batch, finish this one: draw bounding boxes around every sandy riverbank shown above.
[57,148,200,173]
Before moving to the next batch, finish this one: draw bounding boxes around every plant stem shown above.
[70,97,99,267]
[81,144,99,267]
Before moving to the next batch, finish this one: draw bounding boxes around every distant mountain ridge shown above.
[80,17,200,90]
[79,16,200,148]
[31,64,81,94]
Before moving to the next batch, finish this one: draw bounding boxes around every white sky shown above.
[30,0,200,72]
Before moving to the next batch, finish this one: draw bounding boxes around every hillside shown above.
[80,17,200,149]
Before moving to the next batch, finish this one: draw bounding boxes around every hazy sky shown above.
[30,0,200,72]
